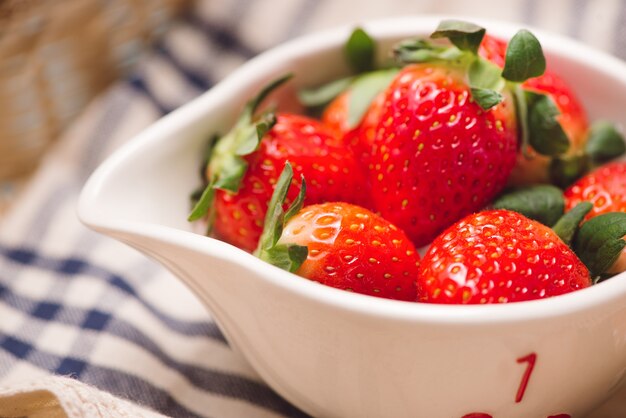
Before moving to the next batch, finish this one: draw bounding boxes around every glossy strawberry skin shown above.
[480,35,589,185]
[369,64,518,247]
[564,161,626,219]
[417,210,591,304]
[280,202,420,301]
[322,90,385,165]
[213,114,370,252]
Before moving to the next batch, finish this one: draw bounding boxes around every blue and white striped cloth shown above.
[1,1,625,416]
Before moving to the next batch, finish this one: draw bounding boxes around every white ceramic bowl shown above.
[78,16,626,418]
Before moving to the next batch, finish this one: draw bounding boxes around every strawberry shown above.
[564,161,626,219]
[369,62,518,247]
[212,113,370,251]
[189,77,370,252]
[479,35,590,186]
[321,89,386,164]
[417,209,591,304]
[364,20,572,247]
[255,163,420,301]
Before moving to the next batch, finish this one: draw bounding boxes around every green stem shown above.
[513,83,531,159]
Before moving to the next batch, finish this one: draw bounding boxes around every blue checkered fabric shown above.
[1,0,626,416]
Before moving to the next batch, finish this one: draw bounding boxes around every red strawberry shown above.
[212,113,370,252]
[189,76,370,253]
[281,202,420,300]
[256,164,420,301]
[479,35,589,185]
[477,33,508,67]
[564,161,626,219]
[322,89,385,165]
[417,209,591,304]
[369,63,518,247]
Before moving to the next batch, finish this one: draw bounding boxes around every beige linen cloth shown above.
[0,376,166,418]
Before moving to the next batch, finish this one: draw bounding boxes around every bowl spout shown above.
[96,223,270,352]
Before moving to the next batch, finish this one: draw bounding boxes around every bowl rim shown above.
[79,15,626,325]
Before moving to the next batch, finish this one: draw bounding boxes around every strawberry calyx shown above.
[344,27,377,73]
[585,121,626,165]
[492,184,565,227]
[431,20,486,54]
[188,74,292,226]
[492,184,593,245]
[549,120,626,188]
[552,201,593,246]
[253,162,308,273]
[300,69,399,129]
[490,185,626,280]
[299,27,399,129]
[394,20,577,165]
[574,212,626,280]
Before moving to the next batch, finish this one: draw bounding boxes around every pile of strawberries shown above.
[189,20,626,305]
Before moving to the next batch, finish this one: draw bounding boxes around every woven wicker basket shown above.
[0,0,189,180]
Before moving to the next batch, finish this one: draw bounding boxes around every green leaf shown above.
[287,245,309,268]
[574,212,626,277]
[244,74,293,119]
[525,90,570,156]
[585,121,626,164]
[345,27,376,73]
[492,185,565,227]
[187,181,216,222]
[285,175,307,222]
[254,163,309,273]
[513,84,531,158]
[470,88,504,110]
[393,39,464,64]
[502,29,546,82]
[260,243,308,273]
[469,59,503,90]
[235,112,277,156]
[549,154,590,188]
[298,76,354,108]
[212,156,248,193]
[198,134,219,181]
[347,69,398,128]
[189,76,290,224]
[552,201,593,246]
[468,59,505,109]
[257,162,295,253]
[431,20,486,54]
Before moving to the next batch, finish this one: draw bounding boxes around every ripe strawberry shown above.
[479,35,589,185]
[417,209,591,304]
[212,113,370,252]
[322,89,385,164]
[282,202,420,300]
[369,63,518,247]
[564,161,626,219]
[189,76,370,253]
[256,164,420,301]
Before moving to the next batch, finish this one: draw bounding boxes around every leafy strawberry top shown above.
[253,162,308,273]
[188,74,292,226]
[298,27,399,130]
[394,20,577,162]
[300,20,576,163]
[395,20,625,185]
[493,185,626,281]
